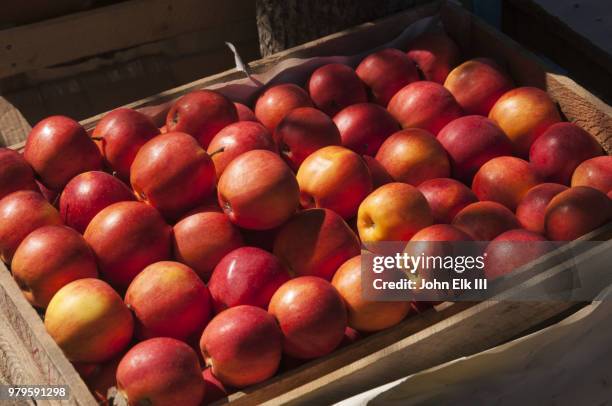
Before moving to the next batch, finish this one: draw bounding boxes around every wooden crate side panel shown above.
[0,0,256,78]
[0,264,96,406]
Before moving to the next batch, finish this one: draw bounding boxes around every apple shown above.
[545,186,611,241]
[130,132,216,220]
[387,81,463,135]
[489,87,562,157]
[0,148,38,201]
[406,31,461,83]
[125,261,212,341]
[436,115,513,182]
[332,255,412,332]
[363,155,393,188]
[208,247,290,312]
[116,337,204,406]
[375,128,450,185]
[472,156,541,211]
[452,201,520,241]
[254,83,313,131]
[307,63,368,116]
[483,229,550,280]
[410,223,473,242]
[24,116,103,190]
[417,178,477,223]
[273,208,361,280]
[296,146,372,219]
[93,108,160,180]
[356,48,419,106]
[275,107,342,171]
[234,102,258,122]
[333,103,400,155]
[268,276,347,359]
[200,305,282,387]
[529,122,603,184]
[45,278,133,363]
[0,190,62,263]
[207,121,276,178]
[84,201,172,290]
[11,225,98,308]
[516,183,568,234]
[165,90,238,147]
[357,183,433,242]
[444,58,514,115]
[173,211,243,280]
[59,171,135,233]
[571,156,612,194]
[217,150,300,230]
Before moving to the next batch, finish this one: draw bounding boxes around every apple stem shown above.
[91,136,103,141]
[209,147,225,158]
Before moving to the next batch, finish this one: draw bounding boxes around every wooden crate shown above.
[1,1,611,405]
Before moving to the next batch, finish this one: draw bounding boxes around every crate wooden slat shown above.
[1,1,611,405]
[0,0,256,79]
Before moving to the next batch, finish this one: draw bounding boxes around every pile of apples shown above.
[0,29,611,405]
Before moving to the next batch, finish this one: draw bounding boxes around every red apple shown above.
[173,211,244,280]
[269,276,347,359]
[207,121,276,178]
[11,225,98,308]
[125,261,212,341]
[545,186,611,241]
[200,305,282,387]
[0,190,62,263]
[0,148,38,201]
[357,183,433,242]
[356,48,419,106]
[529,122,603,184]
[417,178,478,223]
[572,156,612,194]
[437,115,513,182]
[93,108,160,180]
[296,146,372,219]
[332,255,412,332]
[406,31,461,83]
[84,201,172,290]
[130,132,216,220]
[483,229,550,280]
[308,63,368,116]
[166,90,237,148]
[273,208,361,280]
[444,58,514,115]
[516,183,568,234]
[388,81,463,135]
[24,116,103,190]
[45,278,133,362]
[274,107,342,171]
[452,201,520,241]
[217,150,300,230]
[410,223,473,242]
[333,103,400,155]
[208,247,290,312]
[489,87,561,157]
[117,338,204,406]
[472,156,541,211]
[59,171,135,233]
[375,128,450,185]
[254,83,313,131]
[234,102,258,122]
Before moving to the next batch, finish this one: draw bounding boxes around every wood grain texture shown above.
[0,0,255,78]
